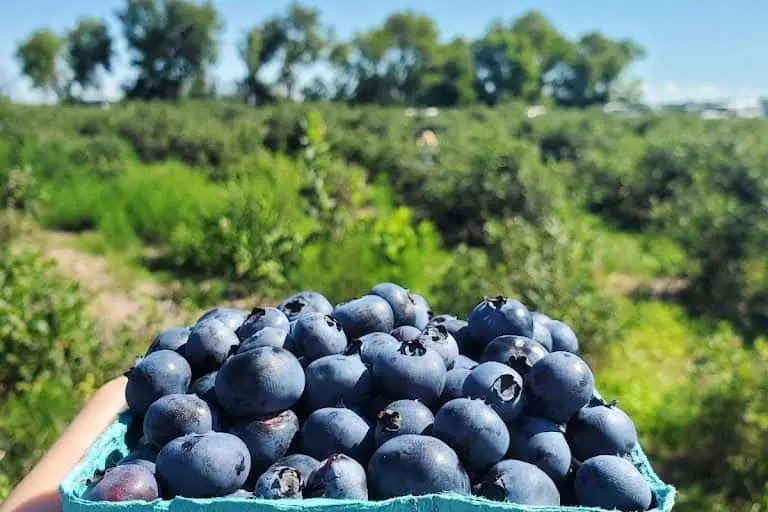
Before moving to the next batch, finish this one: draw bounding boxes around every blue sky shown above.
[2,0,768,105]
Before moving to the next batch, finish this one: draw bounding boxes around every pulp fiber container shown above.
[60,405,676,512]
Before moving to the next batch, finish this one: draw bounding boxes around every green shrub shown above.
[167,151,315,291]
[39,171,105,231]
[111,103,264,175]
[0,248,99,397]
[3,100,768,510]
[585,215,688,279]
[432,215,620,353]
[594,302,768,511]
[290,205,452,303]
[42,162,227,247]
[0,374,96,501]
[655,332,768,510]
[0,241,133,499]
[1,166,41,215]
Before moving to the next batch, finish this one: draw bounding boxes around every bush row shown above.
[2,101,768,509]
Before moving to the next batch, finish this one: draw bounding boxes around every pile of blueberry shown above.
[84,284,654,511]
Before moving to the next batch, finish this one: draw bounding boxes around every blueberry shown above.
[146,327,190,356]
[197,307,247,331]
[481,335,547,377]
[230,410,299,476]
[156,432,250,498]
[210,407,230,432]
[468,296,533,345]
[117,444,158,475]
[255,466,303,499]
[188,372,228,431]
[370,283,420,327]
[83,464,159,502]
[507,416,571,483]
[284,320,299,352]
[440,368,472,405]
[531,311,552,325]
[463,362,525,422]
[374,399,434,447]
[546,320,579,353]
[390,325,421,342]
[531,319,553,351]
[116,458,156,474]
[433,398,509,474]
[143,393,212,447]
[350,332,400,365]
[453,354,479,370]
[291,313,348,363]
[278,291,334,321]
[410,293,431,319]
[333,296,395,338]
[125,350,191,415]
[371,340,446,407]
[268,454,322,480]
[368,435,470,499]
[412,305,430,331]
[236,307,290,340]
[525,352,594,423]
[574,455,652,510]
[238,327,288,352]
[185,318,239,375]
[417,325,459,370]
[305,454,369,499]
[357,394,393,425]
[304,354,373,411]
[430,314,456,323]
[566,402,638,460]
[431,317,473,355]
[215,347,305,418]
[300,407,373,463]
[478,459,560,506]
[189,372,218,405]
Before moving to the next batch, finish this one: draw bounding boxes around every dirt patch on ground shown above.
[607,272,690,299]
[41,233,191,332]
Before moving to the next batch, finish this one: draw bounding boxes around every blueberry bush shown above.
[1,100,768,509]
[0,218,134,498]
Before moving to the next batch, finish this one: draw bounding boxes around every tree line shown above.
[14,0,644,108]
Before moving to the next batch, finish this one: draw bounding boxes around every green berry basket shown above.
[59,401,676,512]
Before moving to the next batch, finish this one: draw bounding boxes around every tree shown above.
[279,3,326,99]
[510,11,573,78]
[301,77,331,102]
[760,97,768,117]
[421,38,476,106]
[186,73,216,98]
[610,77,645,105]
[552,33,644,107]
[380,12,440,105]
[238,3,328,102]
[239,19,284,104]
[325,42,354,100]
[474,22,541,105]
[67,18,113,97]
[336,11,440,105]
[0,66,11,101]
[15,29,68,100]
[343,28,393,104]
[117,0,222,100]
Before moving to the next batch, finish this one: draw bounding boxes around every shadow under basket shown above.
[61,401,676,512]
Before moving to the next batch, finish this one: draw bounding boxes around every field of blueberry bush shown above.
[1,100,767,509]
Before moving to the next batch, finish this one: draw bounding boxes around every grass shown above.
[40,161,228,249]
[585,214,689,280]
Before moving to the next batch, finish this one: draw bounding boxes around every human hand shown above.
[1,377,128,512]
